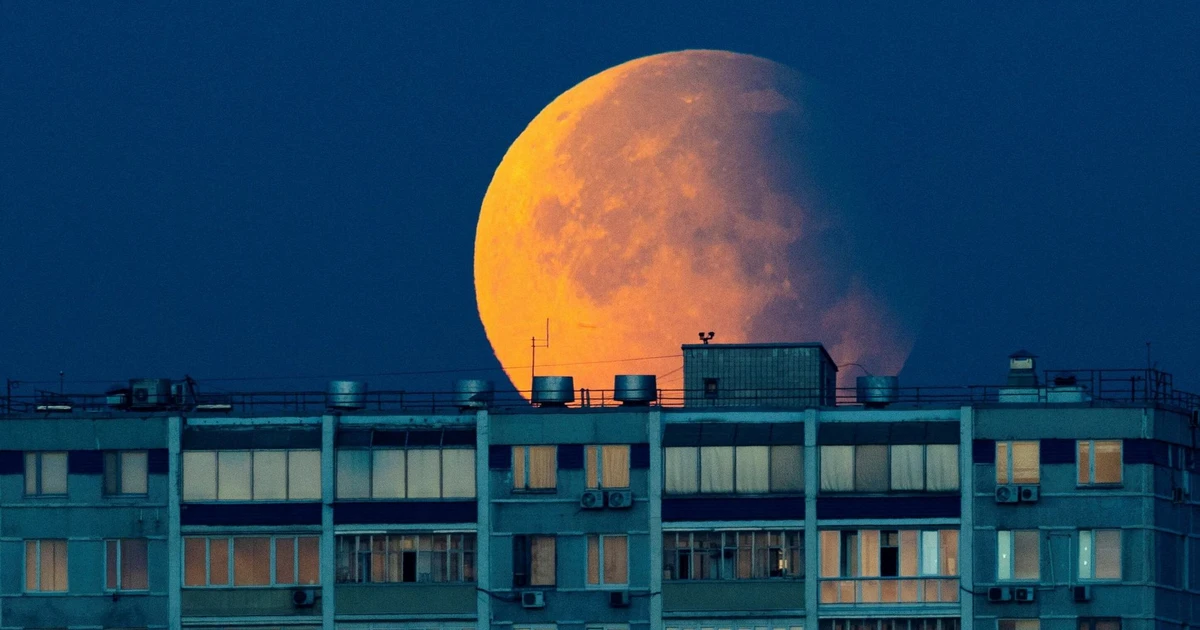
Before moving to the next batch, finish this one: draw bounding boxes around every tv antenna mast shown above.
[530,318,550,392]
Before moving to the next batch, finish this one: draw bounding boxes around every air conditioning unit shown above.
[521,590,546,609]
[609,590,631,607]
[1014,586,1036,602]
[580,490,605,509]
[1018,485,1040,503]
[995,485,1019,503]
[606,489,633,509]
[292,588,316,607]
[129,378,172,409]
[987,586,1013,602]
[1073,585,1092,602]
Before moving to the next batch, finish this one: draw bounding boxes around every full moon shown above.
[475,50,912,395]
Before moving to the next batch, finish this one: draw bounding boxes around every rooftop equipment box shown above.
[682,342,837,408]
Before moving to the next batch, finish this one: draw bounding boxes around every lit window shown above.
[338,447,476,500]
[587,534,628,586]
[24,539,68,592]
[184,535,320,587]
[997,530,1040,581]
[1078,619,1121,630]
[335,533,475,583]
[1078,440,1122,485]
[818,529,959,604]
[586,445,630,489]
[665,447,699,493]
[24,452,67,496]
[821,444,959,492]
[105,538,148,591]
[104,451,148,495]
[820,446,854,491]
[513,446,557,490]
[1078,530,1121,580]
[998,621,1040,630]
[925,444,960,491]
[513,535,556,586]
[182,450,322,501]
[667,445,803,495]
[663,530,803,580]
[996,441,1040,484]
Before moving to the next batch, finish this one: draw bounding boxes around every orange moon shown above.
[474,50,913,394]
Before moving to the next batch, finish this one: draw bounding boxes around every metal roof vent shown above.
[453,379,494,410]
[856,376,899,408]
[531,376,574,407]
[613,375,657,405]
[327,380,367,410]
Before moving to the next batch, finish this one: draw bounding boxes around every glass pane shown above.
[1014,530,1040,580]
[25,454,37,495]
[121,539,148,590]
[288,450,321,499]
[700,446,734,492]
[106,540,119,589]
[531,536,556,585]
[275,537,296,585]
[182,451,217,500]
[105,452,119,494]
[297,536,320,585]
[769,445,803,491]
[528,446,557,489]
[512,446,526,489]
[899,530,918,576]
[1095,530,1121,578]
[819,530,840,577]
[233,537,271,585]
[820,446,854,491]
[43,539,67,591]
[997,531,1012,580]
[890,445,924,490]
[940,530,959,575]
[23,541,36,590]
[860,530,880,577]
[602,445,630,488]
[587,535,600,584]
[665,447,698,493]
[40,452,67,495]
[996,442,1010,483]
[407,449,442,497]
[120,452,148,494]
[604,535,628,584]
[209,538,229,585]
[442,449,476,498]
[735,446,769,492]
[336,450,371,499]
[586,446,600,489]
[1078,441,1091,484]
[921,531,939,575]
[217,452,251,500]
[854,445,888,492]
[926,444,959,490]
[252,451,287,500]
[372,449,406,498]
[184,538,207,586]
[1094,441,1122,483]
[1078,530,1093,579]
[1013,442,1040,483]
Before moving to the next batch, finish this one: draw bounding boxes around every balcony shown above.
[819,577,960,605]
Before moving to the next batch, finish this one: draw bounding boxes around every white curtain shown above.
[665,447,698,494]
[700,446,734,493]
[769,445,803,491]
[372,449,406,498]
[252,451,287,500]
[925,445,960,491]
[441,449,476,498]
[531,536,556,585]
[217,451,252,500]
[820,446,854,491]
[335,449,371,499]
[890,445,924,490]
[288,450,321,499]
[182,451,217,500]
[407,450,441,498]
[735,446,769,492]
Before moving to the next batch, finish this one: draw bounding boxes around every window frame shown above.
[996,530,1040,581]
[585,445,631,490]
[1077,440,1123,486]
[335,446,476,500]
[995,441,1040,485]
[513,445,558,491]
[183,449,323,502]
[664,444,804,495]
[586,534,629,588]
[1077,529,1122,581]
[334,532,476,584]
[819,444,960,494]
[24,539,69,593]
[104,538,149,592]
[183,534,321,587]
[104,450,149,496]
[24,451,68,497]
[513,534,556,587]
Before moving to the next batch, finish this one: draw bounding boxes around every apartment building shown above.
[1,344,1196,630]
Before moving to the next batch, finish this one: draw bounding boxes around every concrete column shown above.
[960,406,975,630]
[476,409,492,630]
[168,415,182,630]
[322,414,336,630]
[648,408,663,630]
[803,408,819,630]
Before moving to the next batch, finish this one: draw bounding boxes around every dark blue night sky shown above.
[2,4,1198,395]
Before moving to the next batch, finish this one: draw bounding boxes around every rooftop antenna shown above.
[531,318,550,391]
[698,331,715,345]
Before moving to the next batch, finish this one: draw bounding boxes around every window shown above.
[184,535,319,586]
[513,535,556,586]
[335,533,475,583]
[818,529,959,604]
[1078,530,1121,580]
[24,452,67,496]
[586,534,628,586]
[105,451,148,495]
[513,446,556,490]
[997,530,1040,581]
[335,447,475,499]
[105,539,148,591]
[996,441,1040,484]
[182,450,321,501]
[1077,620,1120,630]
[821,620,959,630]
[665,445,803,494]
[1078,440,1122,485]
[586,445,630,489]
[663,530,803,580]
[675,622,805,630]
[998,622,1039,630]
[820,445,959,493]
[25,539,68,592]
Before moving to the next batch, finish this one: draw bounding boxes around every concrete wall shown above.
[662,581,804,612]
[335,584,475,615]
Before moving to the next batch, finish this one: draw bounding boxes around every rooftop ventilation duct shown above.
[531,376,574,407]
[453,379,494,410]
[326,381,367,411]
[856,376,899,408]
[613,375,657,406]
